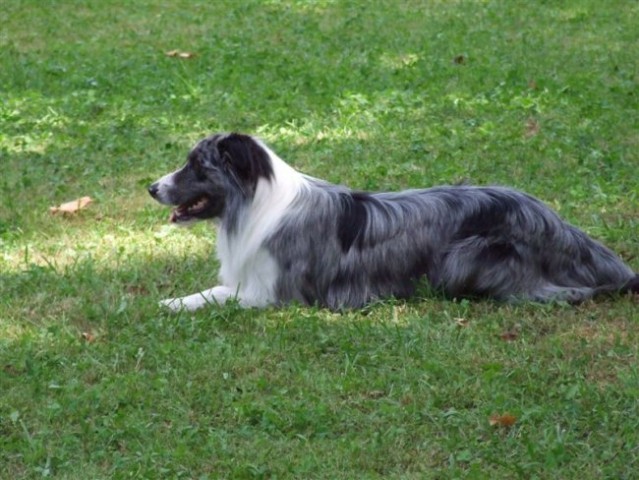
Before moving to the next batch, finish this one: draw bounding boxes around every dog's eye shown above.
[184,153,201,174]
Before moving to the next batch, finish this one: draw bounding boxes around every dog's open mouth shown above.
[170,195,211,223]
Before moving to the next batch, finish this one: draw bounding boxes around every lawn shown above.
[1,0,638,478]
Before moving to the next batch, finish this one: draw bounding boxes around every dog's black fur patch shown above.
[218,133,274,196]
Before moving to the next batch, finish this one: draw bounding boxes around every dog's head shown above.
[148,133,274,224]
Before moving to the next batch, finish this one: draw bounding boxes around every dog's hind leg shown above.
[159,286,237,312]
[438,236,534,300]
[519,280,639,304]
[523,275,639,303]
[518,283,599,304]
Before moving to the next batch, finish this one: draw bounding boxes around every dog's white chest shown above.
[216,231,279,306]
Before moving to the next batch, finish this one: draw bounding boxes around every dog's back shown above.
[268,183,636,308]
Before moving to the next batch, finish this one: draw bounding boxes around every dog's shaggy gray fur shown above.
[149,133,638,311]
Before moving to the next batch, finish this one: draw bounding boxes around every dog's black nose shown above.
[148,183,159,198]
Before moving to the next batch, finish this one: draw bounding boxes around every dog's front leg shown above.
[159,286,237,312]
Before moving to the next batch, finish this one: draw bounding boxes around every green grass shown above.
[1,0,639,478]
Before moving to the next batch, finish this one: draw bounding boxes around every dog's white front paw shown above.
[159,294,209,312]
[159,297,186,312]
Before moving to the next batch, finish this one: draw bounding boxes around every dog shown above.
[148,132,638,311]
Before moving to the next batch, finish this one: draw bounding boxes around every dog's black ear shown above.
[217,134,274,193]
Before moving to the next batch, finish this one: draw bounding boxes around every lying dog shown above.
[148,132,638,311]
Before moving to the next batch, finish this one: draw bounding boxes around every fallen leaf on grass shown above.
[524,118,540,138]
[81,332,96,343]
[165,49,196,59]
[455,317,470,328]
[453,54,466,65]
[489,413,517,428]
[365,390,386,399]
[50,196,92,214]
[125,285,149,296]
[499,330,519,341]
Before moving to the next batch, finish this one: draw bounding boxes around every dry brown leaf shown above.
[50,196,92,214]
[453,54,466,65]
[81,332,96,343]
[455,317,469,328]
[524,118,540,138]
[489,413,517,428]
[499,330,519,341]
[365,390,386,399]
[126,285,149,295]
